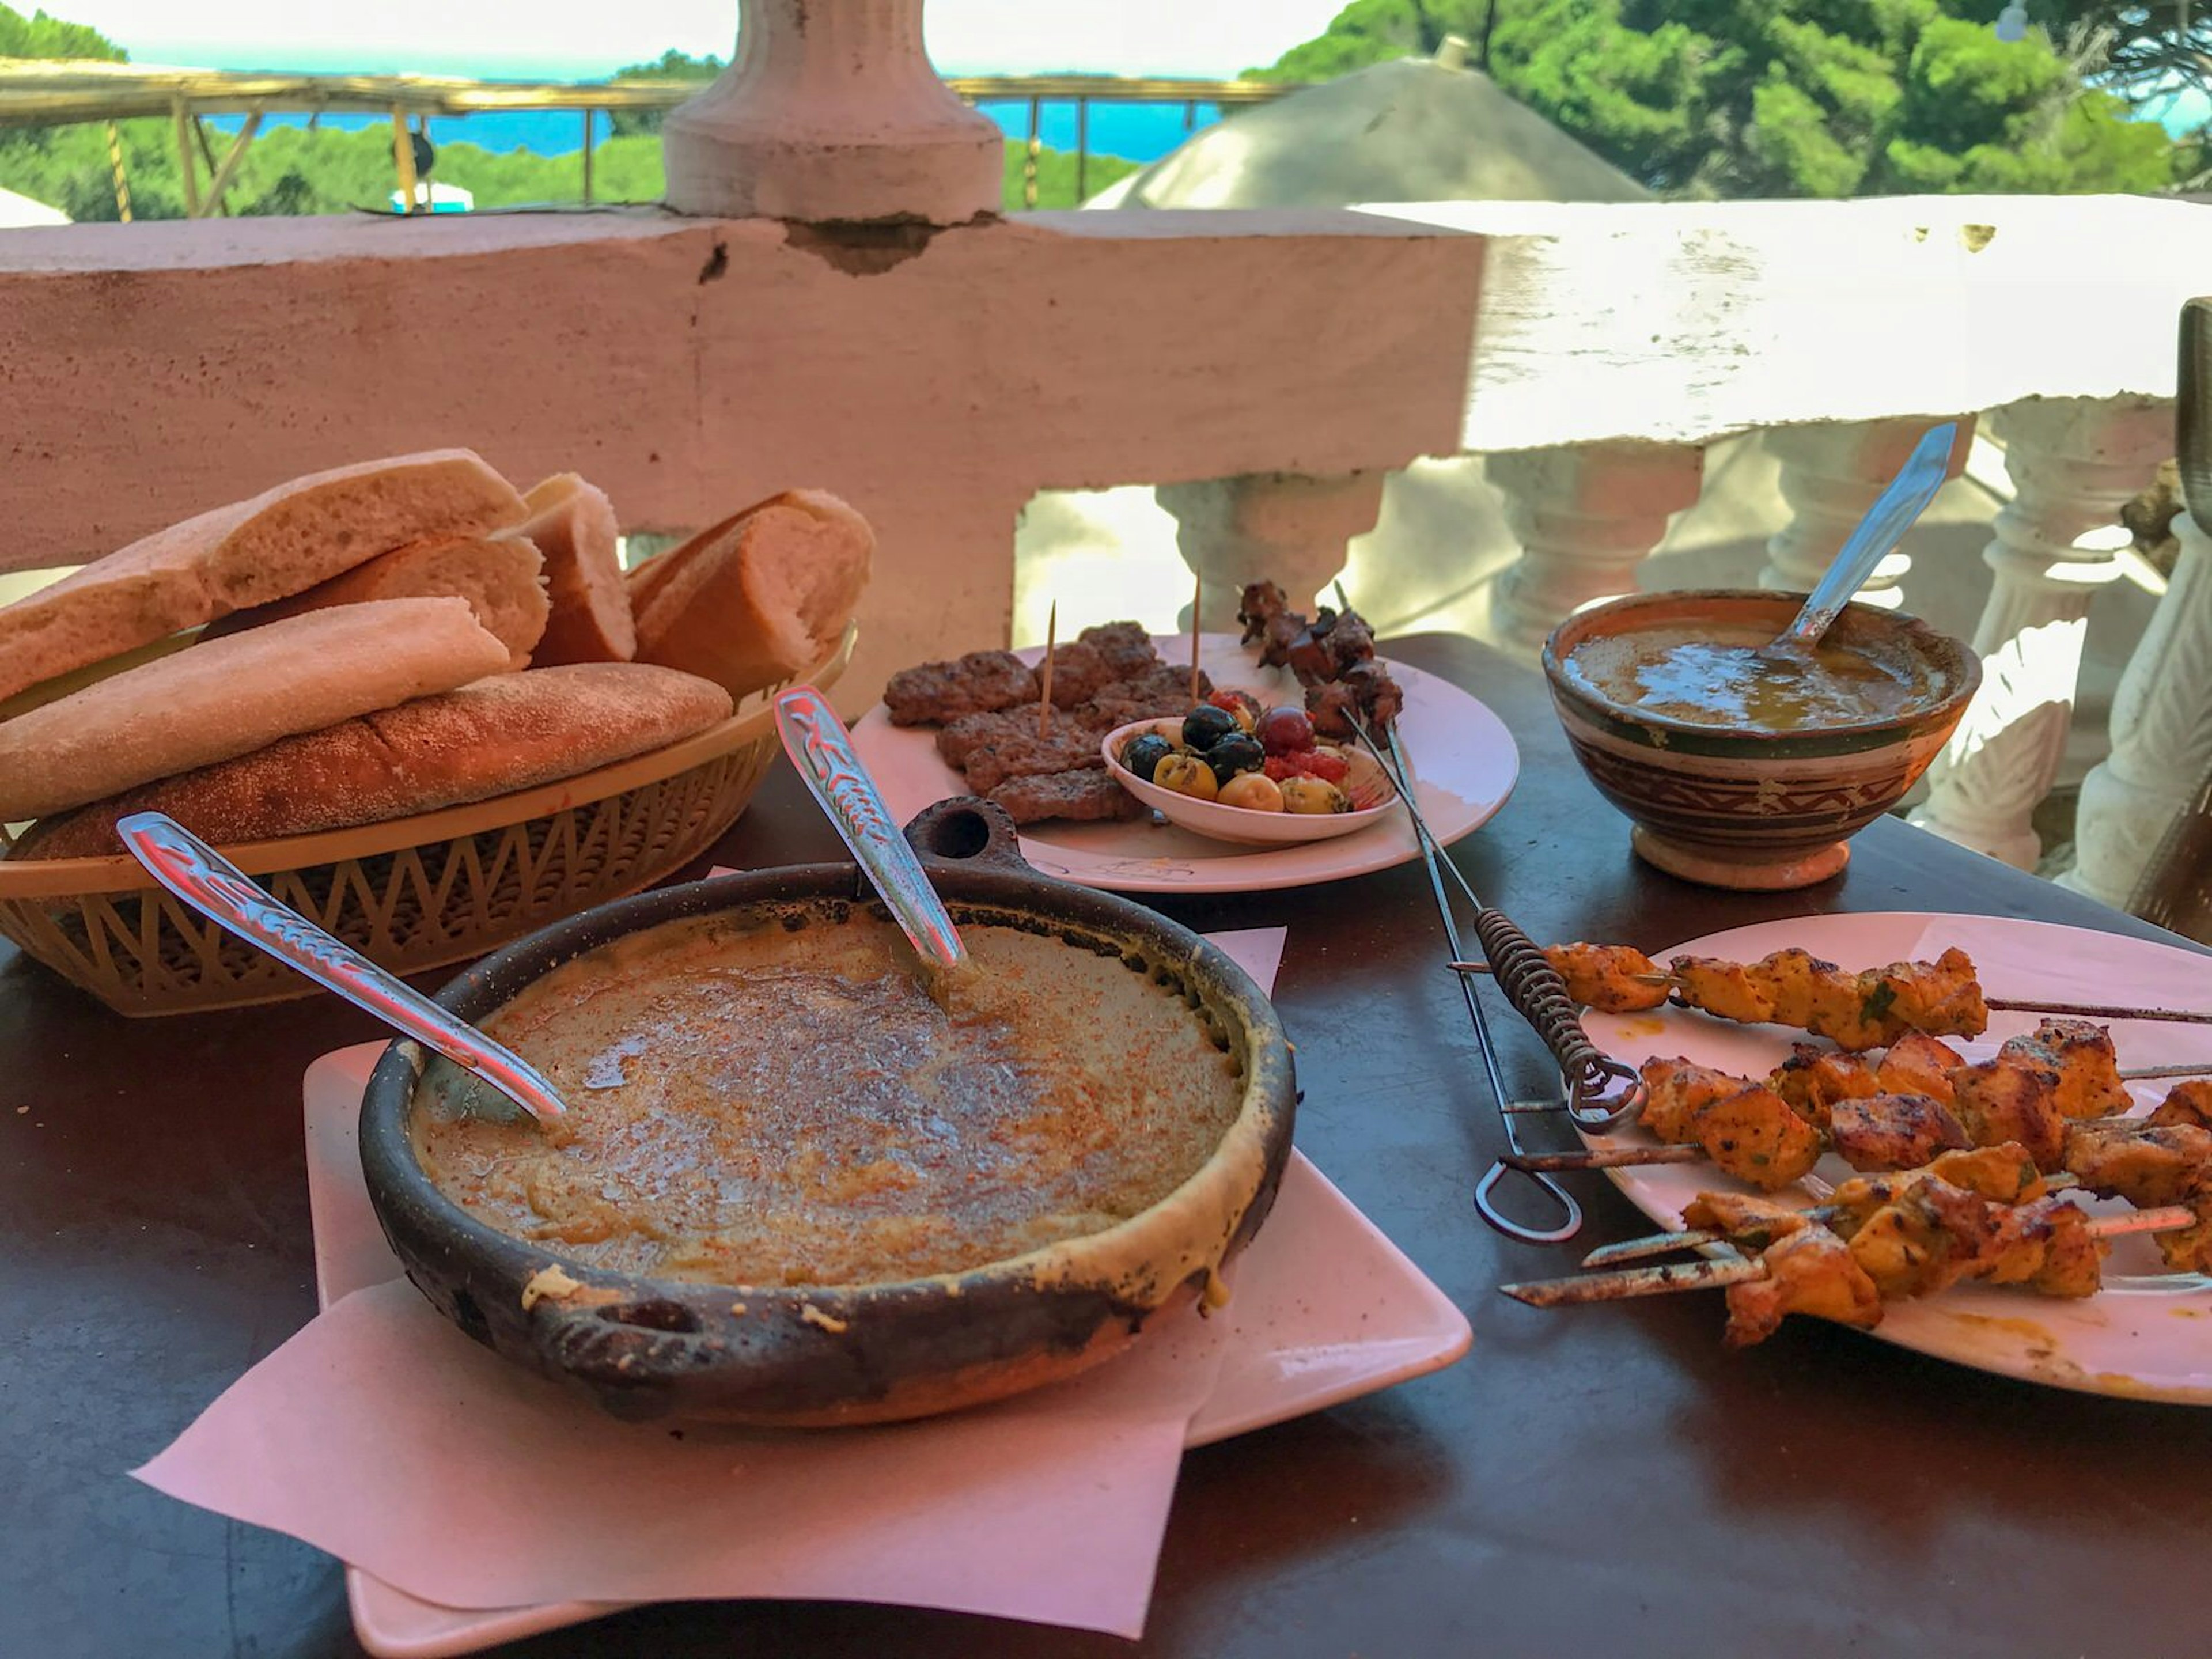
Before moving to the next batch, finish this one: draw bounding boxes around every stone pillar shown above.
[1911,397,2171,869]
[1156,471,1387,628]
[1482,441,1705,652]
[1762,416,1974,605]
[662,0,1002,224]
[2061,510,2212,906]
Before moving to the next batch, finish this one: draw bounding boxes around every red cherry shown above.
[1255,707,1315,756]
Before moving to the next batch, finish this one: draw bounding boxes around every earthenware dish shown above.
[358,797,1297,1427]
[1542,590,1979,891]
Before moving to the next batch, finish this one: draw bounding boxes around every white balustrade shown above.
[1482,442,1705,648]
[1156,471,1385,627]
[1762,417,1974,603]
[662,0,1002,224]
[2062,510,2212,906]
[1911,397,2172,868]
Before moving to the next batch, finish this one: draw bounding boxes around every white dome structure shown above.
[1088,55,1650,210]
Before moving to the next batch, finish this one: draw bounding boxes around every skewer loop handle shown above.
[1475,1158,1584,1244]
[1465,905,1646,1130]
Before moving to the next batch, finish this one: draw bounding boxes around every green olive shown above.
[1217,772,1285,812]
[1279,777,1351,815]
[1153,753,1219,801]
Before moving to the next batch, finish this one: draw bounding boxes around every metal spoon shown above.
[116,811,566,1126]
[1769,419,1957,651]
[774,685,970,981]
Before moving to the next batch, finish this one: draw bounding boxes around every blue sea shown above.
[204,99,1218,165]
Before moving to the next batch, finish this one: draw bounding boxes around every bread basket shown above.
[0,626,854,1016]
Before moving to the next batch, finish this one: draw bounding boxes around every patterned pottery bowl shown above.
[1541,590,1980,891]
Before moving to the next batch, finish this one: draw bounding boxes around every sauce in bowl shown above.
[1561,621,1944,732]
[412,907,1244,1289]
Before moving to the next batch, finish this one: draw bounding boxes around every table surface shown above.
[5,632,2203,1659]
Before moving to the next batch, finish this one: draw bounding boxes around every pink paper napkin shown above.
[133,926,1291,1639]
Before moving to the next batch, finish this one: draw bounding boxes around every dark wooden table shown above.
[5,633,2202,1659]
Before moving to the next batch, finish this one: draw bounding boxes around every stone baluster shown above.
[1910,397,2171,869]
[2060,509,2212,906]
[661,0,1002,224]
[1482,442,1705,652]
[1155,471,1387,627]
[1762,416,1974,604]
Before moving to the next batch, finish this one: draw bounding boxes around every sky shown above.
[59,1,1353,81]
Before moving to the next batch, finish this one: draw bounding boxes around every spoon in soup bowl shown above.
[774,684,974,999]
[116,810,567,1127]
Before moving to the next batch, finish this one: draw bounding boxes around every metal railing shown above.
[0,60,1305,217]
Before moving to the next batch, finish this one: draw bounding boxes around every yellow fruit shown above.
[1280,777,1351,815]
[1217,772,1285,812]
[1153,753,1219,801]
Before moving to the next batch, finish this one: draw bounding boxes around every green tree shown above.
[1249,1,2177,198]
[0,2,123,59]
[604,48,724,138]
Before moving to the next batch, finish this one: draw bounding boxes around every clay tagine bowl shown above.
[358,798,1296,1427]
[1541,589,1980,891]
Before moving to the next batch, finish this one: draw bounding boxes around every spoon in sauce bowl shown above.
[1770,420,1957,653]
[774,685,974,1000]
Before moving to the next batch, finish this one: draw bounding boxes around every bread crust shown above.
[516,475,635,665]
[634,490,872,698]
[0,450,527,704]
[14,664,734,858]
[206,535,550,671]
[0,597,512,821]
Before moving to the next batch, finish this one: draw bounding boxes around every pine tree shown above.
[1249,0,2177,198]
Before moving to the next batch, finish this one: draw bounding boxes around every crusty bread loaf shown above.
[514,475,635,665]
[634,490,872,698]
[0,449,527,705]
[14,664,735,858]
[206,535,551,671]
[0,597,511,821]
[622,533,692,616]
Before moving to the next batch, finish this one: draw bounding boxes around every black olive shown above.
[1181,705,1239,749]
[1120,732,1175,783]
[1205,733,1266,783]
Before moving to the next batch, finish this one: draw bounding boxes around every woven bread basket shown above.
[0,626,854,1017]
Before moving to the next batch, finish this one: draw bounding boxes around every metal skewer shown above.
[1611,967,2212,1029]
[1503,1202,2197,1308]
[1344,709,1580,1244]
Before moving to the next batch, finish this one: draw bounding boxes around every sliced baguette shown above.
[0,449,527,704]
[13,664,734,858]
[514,474,635,665]
[206,535,551,671]
[634,490,873,698]
[0,597,510,821]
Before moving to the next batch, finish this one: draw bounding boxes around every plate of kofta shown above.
[848,584,1520,893]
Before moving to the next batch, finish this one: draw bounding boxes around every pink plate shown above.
[303,1046,1470,1657]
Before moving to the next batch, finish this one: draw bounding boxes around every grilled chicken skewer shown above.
[1513,1025,2194,1191]
[1527,941,2212,1049]
[1501,1154,2207,1347]
[1585,1100,2212,1266]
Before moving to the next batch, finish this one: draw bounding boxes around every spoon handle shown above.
[115,812,566,1124]
[1775,419,1957,649]
[774,686,968,971]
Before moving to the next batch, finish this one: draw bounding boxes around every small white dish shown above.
[1100,718,1399,846]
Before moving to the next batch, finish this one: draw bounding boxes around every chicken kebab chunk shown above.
[1688,1156,2109,1346]
[1542,941,1991,1048]
[1635,1020,2135,1188]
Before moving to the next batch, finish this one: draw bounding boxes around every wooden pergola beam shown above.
[199,107,263,217]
